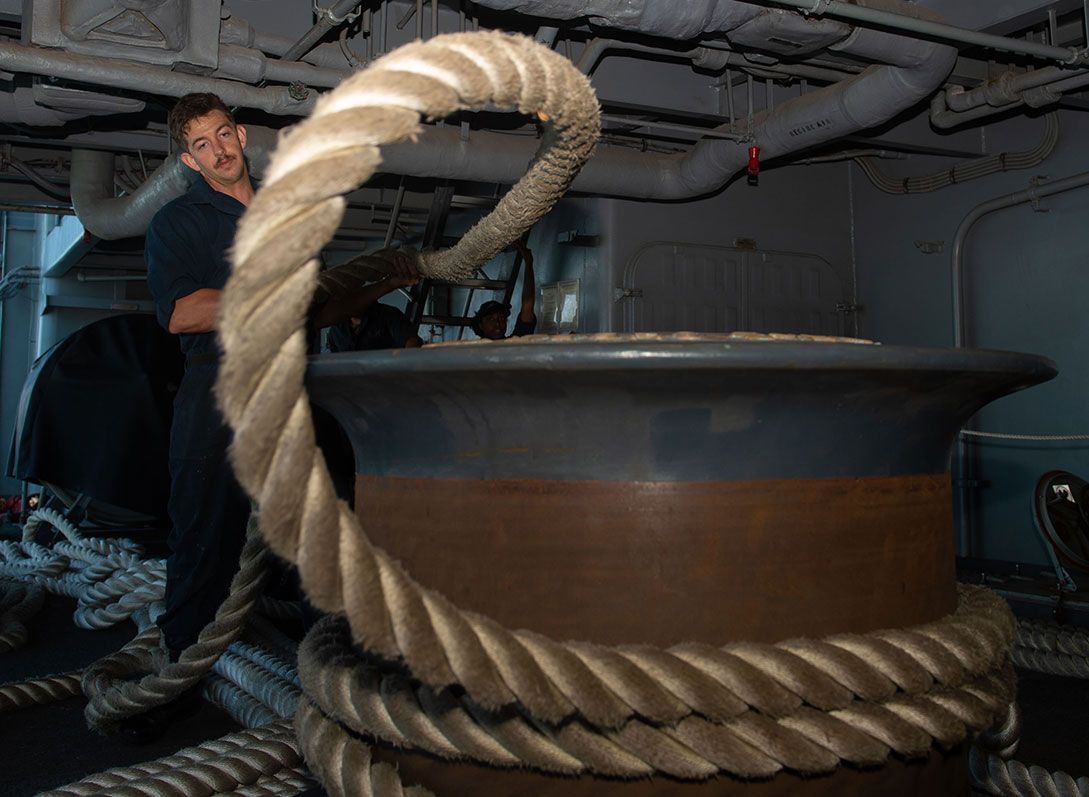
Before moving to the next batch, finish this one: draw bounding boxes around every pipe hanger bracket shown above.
[801,0,834,17]
[314,1,362,26]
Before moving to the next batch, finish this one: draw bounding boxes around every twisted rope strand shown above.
[298,613,1015,781]
[204,674,282,728]
[82,516,269,730]
[220,30,607,726]
[39,721,301,797]
[0,669,83,712]
[213,647,300,720]
[218,29,1017,744]
[21,506,81,546]
[0,578,44,652]
[969,746,1089,797]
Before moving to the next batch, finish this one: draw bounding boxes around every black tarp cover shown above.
[7,314,183,520]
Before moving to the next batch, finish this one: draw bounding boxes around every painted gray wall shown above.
[852,109,1089,565]
[602,161,855,332]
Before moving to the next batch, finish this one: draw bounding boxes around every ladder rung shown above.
[421,315,474,327]
[448,278,509,289]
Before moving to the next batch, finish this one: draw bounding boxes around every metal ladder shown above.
[404,184,527,340]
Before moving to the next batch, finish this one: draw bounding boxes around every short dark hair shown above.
[168,93,234,152]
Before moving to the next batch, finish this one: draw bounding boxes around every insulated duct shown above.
[70,128,277,240]
[373,0,957,199]
[67,0,956,234]
[70,150,194,241]
[0,41,315,117]
[218,14,357,71]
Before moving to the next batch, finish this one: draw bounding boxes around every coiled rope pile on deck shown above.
[11,507,166,630]
[216,30,1022,794]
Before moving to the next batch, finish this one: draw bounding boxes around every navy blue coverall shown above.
[146,177,251,655]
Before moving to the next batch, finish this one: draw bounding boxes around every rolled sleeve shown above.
[145,205,207,332]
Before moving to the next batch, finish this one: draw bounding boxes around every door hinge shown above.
[614,287,644,302]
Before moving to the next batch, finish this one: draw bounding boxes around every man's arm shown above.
[311,251,420,329]
[312,277,410,329]
[168,288,221,334]
[517,241,536,323]
[146,204,213,334]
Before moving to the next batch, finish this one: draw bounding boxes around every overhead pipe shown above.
[694,44,857,83]
[439,0,957,199]
[0,41,316,117]
[577,37,853,83]
[67,0,957,230]
[931,69,1089,129]
[473,0,1080,61]
[0,203,74,215]
[214,44,349,89]
[763,0,1082,64]
[219,14,357,71]
[70,151,193,240]
[281,0,364,63]
[945,66,1083,112]
[69,128,278,240]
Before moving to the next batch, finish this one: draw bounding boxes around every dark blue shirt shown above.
[325,303,418,352]
[145,177,249,356]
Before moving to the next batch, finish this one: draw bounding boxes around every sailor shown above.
[146,93,255,684]
[131,93,264,742]
[471,237,538,339]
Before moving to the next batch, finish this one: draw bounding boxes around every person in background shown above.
[322,253,423,352]
[471,238,537,340]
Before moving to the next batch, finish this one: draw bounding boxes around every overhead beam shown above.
[913,0,1083,38]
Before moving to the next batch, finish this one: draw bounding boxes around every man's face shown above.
[179,110,248,187]
[478,311,509,340]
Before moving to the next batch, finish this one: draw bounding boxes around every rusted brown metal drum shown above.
[307,334,1056,796]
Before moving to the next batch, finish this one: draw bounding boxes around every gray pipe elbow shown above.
[70,150,194,240]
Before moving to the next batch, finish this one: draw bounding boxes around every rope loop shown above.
[217,30,1022,793]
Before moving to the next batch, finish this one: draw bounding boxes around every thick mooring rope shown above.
[38,720,302,797]
[0,577,44,652]
[9,508,165,630]
[214,30,1022,792]
[82,516,268,731]
[298,608,1016,782]
[970,747,1089,797]
[1012,619,1089,679]
[219,28,608,724]
[0,668,83,712]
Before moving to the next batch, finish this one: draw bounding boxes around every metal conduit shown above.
[219,15,356,70]
[945,66,1081,112]
[62,0,957,234]
[950,170,1089,558]
[0,41,315,116]
[575,37,853,84]
[765,0,1082,63]
[282,0,363,63]
[931,68,1089,128]
[952,171,1089,348]
[214,45,348,89]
